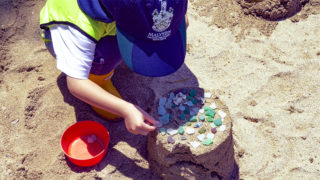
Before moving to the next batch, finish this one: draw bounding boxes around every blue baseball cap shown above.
[100,0,188,77]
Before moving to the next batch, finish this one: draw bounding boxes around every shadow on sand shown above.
[56,62,239,179]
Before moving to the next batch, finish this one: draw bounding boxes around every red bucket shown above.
[61,121,110,167]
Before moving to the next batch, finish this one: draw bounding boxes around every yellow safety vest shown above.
[39,0,116,42]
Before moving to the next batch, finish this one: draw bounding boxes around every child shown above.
[40,0,188,135]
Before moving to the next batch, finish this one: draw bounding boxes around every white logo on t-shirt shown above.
[147,0,173,41]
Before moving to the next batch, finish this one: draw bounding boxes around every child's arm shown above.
[67,76,159,135]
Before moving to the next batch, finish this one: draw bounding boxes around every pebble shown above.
[186,101,194,106]
[179,113,186,120]
[165,102,172,109]
[204,106,211,111]
[207,116,213,122]
[182,88,188,94]
[204,92,212,98]
[159,114,170,124]
[218,110,227,118]
[167,128,178,135]
[186,127,195,135]
[187,95,193,100]
[192,99,198,104]
[87,134,96,143]
[218,125,226,132]
[169,92,175,100]
[178,126,184,135]
[210,103,217,109]
[180,92,187,99]
[200,97,205,104]
[194,122,203,128]
[198,127,206,134]
[159,128,166,135]
[197,134,205,141]
[207,133,215,139]
[205,109,216,118]
[168,136,175,144]
[186,122,192,126]
[213,118,222,126]
[190,110,197,116]
[199,109,204,113]
[190,107,199,116]
[11,119,19,125]
[189,116,197,122]
[159,97,167,106]
[181,135,187,140]
[184,106,190,114]
[210,123,216,128]
[191,107,200,113]
[189,89,197,97]
[190,141,200,148]
[179,105,185,111]
[158,105,167,115]
[173,96,183,105]
[1,106,6,111]
[202,138,213,146]
[198,114,205,121]
[211,128,217,134]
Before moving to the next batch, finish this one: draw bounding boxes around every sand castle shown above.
[148,88,234,179]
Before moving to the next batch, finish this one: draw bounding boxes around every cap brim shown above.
[116,19,186,77]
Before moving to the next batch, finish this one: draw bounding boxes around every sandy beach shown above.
[0,0,319,179]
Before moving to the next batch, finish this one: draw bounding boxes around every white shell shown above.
[218,110,227,118]
[200,97,205,104]
[167,128,178,135]
[204,92,212,98]
[210,102,217,109]
[197,134,205,142]
[218,125,226,132]
[186,127,195,135]
[210,123,216,128]
[207,133,215,140]
[189,141,201,148]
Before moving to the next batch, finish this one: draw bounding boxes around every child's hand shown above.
[123,104,159,136]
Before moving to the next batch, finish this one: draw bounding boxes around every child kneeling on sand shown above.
[39,0,188,135]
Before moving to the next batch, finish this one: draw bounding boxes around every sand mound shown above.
[237,0,309,20]
[148,88,235,179]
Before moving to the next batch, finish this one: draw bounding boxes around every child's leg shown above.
[88,70,123,121]
[88,35,123,121]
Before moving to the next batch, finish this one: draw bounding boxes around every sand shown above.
[0,0,319,179]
